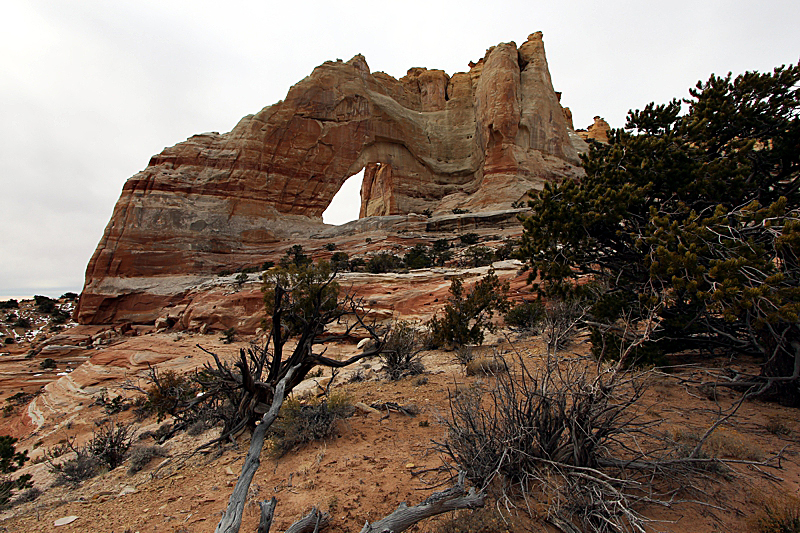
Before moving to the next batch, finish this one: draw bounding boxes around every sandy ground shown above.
[0,329,799,533]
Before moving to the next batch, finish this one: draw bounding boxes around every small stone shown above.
[405,463,415,469]
[118,485,138,496]
[54,516,79,526]
[354,402,380,415]
[225,466,235,475]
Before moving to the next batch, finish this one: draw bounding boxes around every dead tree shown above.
[211,263,484,533]
[246,472,483,533]
[185,263,386,446]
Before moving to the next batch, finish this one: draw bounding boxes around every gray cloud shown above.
[2,0,798,298]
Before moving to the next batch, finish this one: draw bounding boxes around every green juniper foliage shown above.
[263,260,341,338]
[428,269,510,348]
[0,435,32,504]
[403,244,434,269]
[518,63,799,400]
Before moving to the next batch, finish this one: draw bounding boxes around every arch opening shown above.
[322,168,364,225]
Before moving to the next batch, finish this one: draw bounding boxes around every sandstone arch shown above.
[76,32,584,324]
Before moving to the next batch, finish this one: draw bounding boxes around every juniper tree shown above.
[518,63,800,403]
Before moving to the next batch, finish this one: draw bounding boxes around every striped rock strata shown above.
[77,32,582,325]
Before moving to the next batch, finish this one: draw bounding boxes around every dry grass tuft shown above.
[672,427,765,461]
[465,357,508,376]
[749,494,800,533]
[432,507,511,533]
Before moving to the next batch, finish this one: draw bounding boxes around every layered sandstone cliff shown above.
[77,32,584,324]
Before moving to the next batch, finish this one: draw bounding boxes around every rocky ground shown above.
[1,284,799,533]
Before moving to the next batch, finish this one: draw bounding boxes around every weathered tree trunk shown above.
[285,507,329,533]
[254,472,483,533]
[358,472,484,533]
[215,366,298,533]
[257,498,277,533]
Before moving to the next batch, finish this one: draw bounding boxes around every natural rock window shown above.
[322,168,364,225]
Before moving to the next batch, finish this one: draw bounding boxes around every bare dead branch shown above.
[359,472,485,533]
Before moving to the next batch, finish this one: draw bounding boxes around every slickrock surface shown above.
[77,32,582,326]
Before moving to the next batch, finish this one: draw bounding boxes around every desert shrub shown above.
[47,438,100,486]
[279,244,312,268]
[331,251,350,271]
[454,345,475,366]
[403,244,434,269]
[187,419,213,436]
[221,327,236,343]
[152,423,174,442]
[127,445,168,475]
[766,417,792,436]
[504,300,545,331]
[33,295,56,314]
[261,260,275,271]
[452,208,470,215]
[541,299,585,353]
[0,300,18,310]
[458,233,480,246]
[269,392,352,457]
[47,442,70,459]
[94,392,132,415]
[218,269,233,277]
[465,356,508,376]
[462,245,494,268]
[13,486,41,505]
[88,419,133,470]
[432,507,509,533]
[751,495,800,533]
[140,368,197,422]
[50,308,70,324]
[589,326,666,368]
[436,352,653,531]
[60,292,78,300]
[381,320,425,380]
[0,436,32,505]
[13,317,30,329]
[39,358,56,370]
[324,243,336,251]
[234,272,248,289]
[428,270,510,349]
[4,338,14,345]
[347,369,367,383]
[51,452,100,486]
[672,427,764,462]
[367,253,403,273]
[348,257,366,271]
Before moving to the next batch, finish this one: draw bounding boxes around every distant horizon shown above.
[0,286,83,302]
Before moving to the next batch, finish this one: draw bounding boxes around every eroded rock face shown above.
[77,32,583,325]
[579,116,611,144]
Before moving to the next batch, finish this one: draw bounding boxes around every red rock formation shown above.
[579,116,611,144]
[77,32,583,325]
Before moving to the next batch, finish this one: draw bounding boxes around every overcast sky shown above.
[2,0,798,300]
